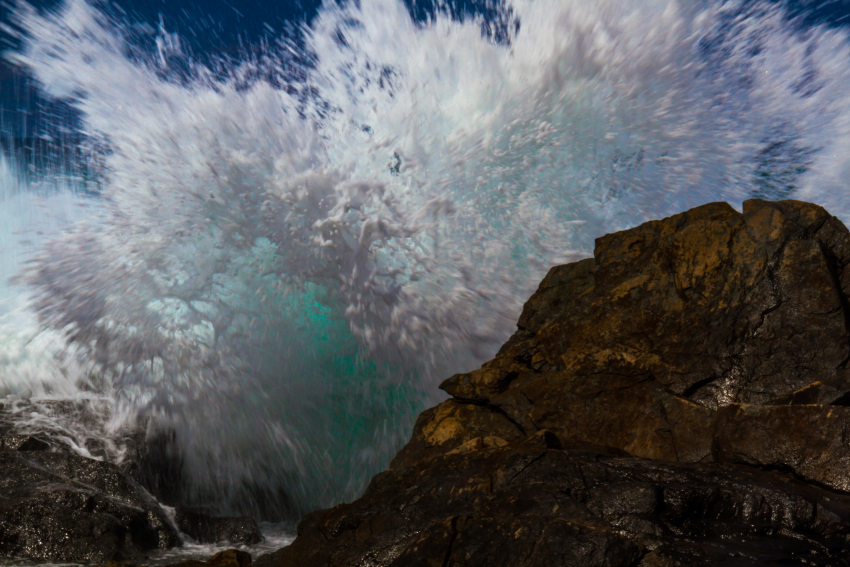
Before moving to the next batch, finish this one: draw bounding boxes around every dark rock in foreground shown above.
[263,435,850,566]
[175,507,263,545]
[0,433,181,563]
[97,548,253,567]
[258,200,850,566]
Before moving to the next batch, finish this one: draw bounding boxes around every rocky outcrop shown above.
[258,199,850,566]
[0,433,181,563]
[0,426,270,563]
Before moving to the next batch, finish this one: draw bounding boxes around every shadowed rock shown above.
[132,428,297,523]
[0,434,52,451]
[131,429,185,506]
[257,199,850,566]
[96,549,253,567]
[0,432,181,563]
[175,507,263,545]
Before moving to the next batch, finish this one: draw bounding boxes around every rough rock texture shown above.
[259,199,850,566]
[0,433,181,563]
[262,436,850,566]
[175,507,264,545]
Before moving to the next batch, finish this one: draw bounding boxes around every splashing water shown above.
[1,0,850,520]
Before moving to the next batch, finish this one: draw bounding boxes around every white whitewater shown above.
[1,0,850,519]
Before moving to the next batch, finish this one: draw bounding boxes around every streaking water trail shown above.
[1,0,850,520]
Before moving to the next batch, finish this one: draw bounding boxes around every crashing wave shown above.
[1,0,849,518]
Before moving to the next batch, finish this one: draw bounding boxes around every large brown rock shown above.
[437,199,850,488]
[263,199,850,565]
[260,435,850,566]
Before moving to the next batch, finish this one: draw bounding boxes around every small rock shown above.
[176,507,263,545]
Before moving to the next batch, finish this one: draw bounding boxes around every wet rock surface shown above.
[259,199,850,566]
[175,507,264,545]
[0,431,181,563]
[260,437,850,566]
[97,549,253,567]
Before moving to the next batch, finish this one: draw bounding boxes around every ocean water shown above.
[1,0,850,545]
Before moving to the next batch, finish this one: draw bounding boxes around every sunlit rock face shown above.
[437,198,850,469]
[259,200,850,567]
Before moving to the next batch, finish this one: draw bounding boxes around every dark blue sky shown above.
[0,0,325,141]
[1,0,850,141]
